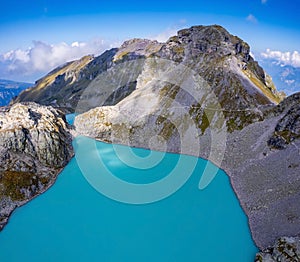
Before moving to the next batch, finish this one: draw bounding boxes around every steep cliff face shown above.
[0,103,73,230]
[268,93,300,149]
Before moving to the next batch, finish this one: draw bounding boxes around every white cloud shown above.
[261,49,300,67]
[261,0,267,4]
[285,79,295,85]
[150,19,187,42]
[0,39,117,81]
[246,14,258,23]
[151,28,179,43]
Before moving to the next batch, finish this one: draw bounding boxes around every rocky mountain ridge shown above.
[14,26,284,115]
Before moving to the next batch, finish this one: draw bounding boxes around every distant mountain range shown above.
[259,59,300,95]
[0,79,32,106]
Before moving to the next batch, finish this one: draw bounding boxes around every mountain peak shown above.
[14,24,284,114]
[113,38,163,61]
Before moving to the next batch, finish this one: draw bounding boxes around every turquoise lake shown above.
[0,115,258,261]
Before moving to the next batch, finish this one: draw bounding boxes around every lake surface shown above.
[0,128,258,261]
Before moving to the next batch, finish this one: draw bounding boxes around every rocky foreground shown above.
[0,103,73,230]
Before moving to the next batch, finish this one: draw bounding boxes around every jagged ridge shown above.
[14,25,284,117]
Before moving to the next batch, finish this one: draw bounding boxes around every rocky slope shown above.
[256,236,300,261]
[13,55,95,112]
[0,103,73,230]
[221,93,300,249]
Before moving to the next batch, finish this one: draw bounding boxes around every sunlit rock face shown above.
[0,103,73,230]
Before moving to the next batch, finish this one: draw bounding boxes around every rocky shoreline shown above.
[0,103,74,230]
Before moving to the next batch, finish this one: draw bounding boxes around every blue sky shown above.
[0,0,299,82]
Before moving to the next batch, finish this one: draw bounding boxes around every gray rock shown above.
[268,99,300,149]
[256,237,300,261]
[0,102,73,230]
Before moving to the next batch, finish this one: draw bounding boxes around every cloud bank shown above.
[0,39,116,82]
[261,49,300,67]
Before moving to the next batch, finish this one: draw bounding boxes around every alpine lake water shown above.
[0,114,258,261]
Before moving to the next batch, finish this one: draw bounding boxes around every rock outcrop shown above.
[256,237,300,261]
[0,103,73,230]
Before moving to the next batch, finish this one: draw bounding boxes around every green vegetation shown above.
[226,111,264,133]
[172,46,185,55]
[113,51,129,62]
[244,70,282,104]
[0,171,48,201]
[189,104,210,134]
[159,84,180,100]
[159,120,176,140]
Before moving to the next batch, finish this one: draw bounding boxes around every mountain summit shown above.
[14,25,284,113]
